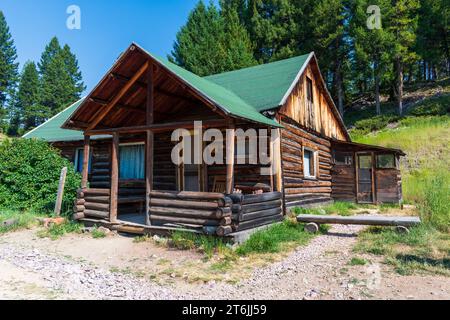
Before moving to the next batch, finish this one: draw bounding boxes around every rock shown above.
[82,227,94,233]
[98,226,111,234]
[2,218,18,227]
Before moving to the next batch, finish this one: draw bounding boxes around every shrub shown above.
[409,95,450,117]
[353,115,400,134]
[0,138,81,214]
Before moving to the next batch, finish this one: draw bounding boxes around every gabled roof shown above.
[23,43,340,142]
[136,45,283,128]
[205,53,312,112]
[23,98,86,142]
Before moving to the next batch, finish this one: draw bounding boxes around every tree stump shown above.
[305,222,319,233]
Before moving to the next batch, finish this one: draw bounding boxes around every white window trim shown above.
[303,146,318,179]
[74,148,92,173]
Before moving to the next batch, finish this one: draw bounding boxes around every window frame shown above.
[303,146,318,179]
[74,147,92,173]
[376,153,397,169]
[119,142,145,180]
[333,151,353,166]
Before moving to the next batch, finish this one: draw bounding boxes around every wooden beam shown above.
[110,72,200,105]
[225,120,235,194]
[110,133,119,223]
[81,135,90,189]
[85,119,225,136]
[88,61,149,130]
[145,64,154,226]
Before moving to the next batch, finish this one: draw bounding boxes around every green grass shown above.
[91,227,107,239]
[354,225,449,275]
[37,220,82,240]
[292,201,359,216]
[0,210,40,234]
[349,257,368,266]
[236,219,316,255]
[349,83,450,275]
[170,231,231,259]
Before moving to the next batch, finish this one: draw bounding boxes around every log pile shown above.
[229,192,283,232]
[148,191,233,236]
[73,188,110,220]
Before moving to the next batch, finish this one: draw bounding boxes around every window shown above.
[303,148,317,178]
[377,154,396,169]
[119,144,144,179]
[306,77,314,104]
[334,152,353,165]
[74,148,91,173]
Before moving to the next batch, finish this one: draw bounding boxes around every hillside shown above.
[346,81,449,229]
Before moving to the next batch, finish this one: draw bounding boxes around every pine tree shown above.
[351,0,393,115]
[16,61,40,130]
[308,0,351,115]
[61,44,86,102]
[0,11,19,125]
[220,0,257,70]
[246,0,299,63]
[38,37,62,77]
[170,1,227,76]
[388,0,420,115]
[38,37,85,118]
[170,1,256,76]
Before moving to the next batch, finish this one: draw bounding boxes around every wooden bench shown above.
[296,214,421,233]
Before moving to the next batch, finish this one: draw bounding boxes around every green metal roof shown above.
[140,45,285,128]
[205,53,311,112]
[24,46,314,142]
[23,98,86,142]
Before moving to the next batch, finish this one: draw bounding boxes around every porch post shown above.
[272,128,282,192]
[110,132,119,223]
[226,120,235,194]
[81,135,90,189]
[145,63,154,226]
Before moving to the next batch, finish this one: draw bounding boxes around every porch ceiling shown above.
[63,47,223,131]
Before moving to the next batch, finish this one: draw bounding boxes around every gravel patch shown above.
[0,245,186,300]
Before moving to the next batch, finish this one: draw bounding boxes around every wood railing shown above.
[229,192,283,232]
[73,188,111,220]
[148,190,233,236]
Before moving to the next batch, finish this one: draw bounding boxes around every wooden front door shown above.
[357,153,374,203]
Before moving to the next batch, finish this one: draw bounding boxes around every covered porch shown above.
[66,44,284,236]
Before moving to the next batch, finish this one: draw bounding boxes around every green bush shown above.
[0,138,81,214]
[409,95,450,117]
[353,115,400,134]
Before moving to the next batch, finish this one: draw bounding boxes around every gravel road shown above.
[1,224,448,300]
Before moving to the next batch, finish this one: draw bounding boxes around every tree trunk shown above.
[336,62,344,116]
[375,66,381,115]
[396,57,404,116]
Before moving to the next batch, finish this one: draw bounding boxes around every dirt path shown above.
[0,225,448,300]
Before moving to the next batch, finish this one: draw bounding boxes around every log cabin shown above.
[23,43,405,236]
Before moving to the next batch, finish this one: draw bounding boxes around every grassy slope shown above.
[346,81,450,275]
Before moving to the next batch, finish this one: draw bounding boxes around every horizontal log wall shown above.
[73,188,110,220]
[331,165,356,202]
[148,190,233,236]
[280,116,333,208]
[229,192,283,232]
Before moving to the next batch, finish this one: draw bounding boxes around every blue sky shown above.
[0,0,211,93]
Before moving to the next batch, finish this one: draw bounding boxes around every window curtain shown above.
[119,145,144,179]
[76,149,91,173]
